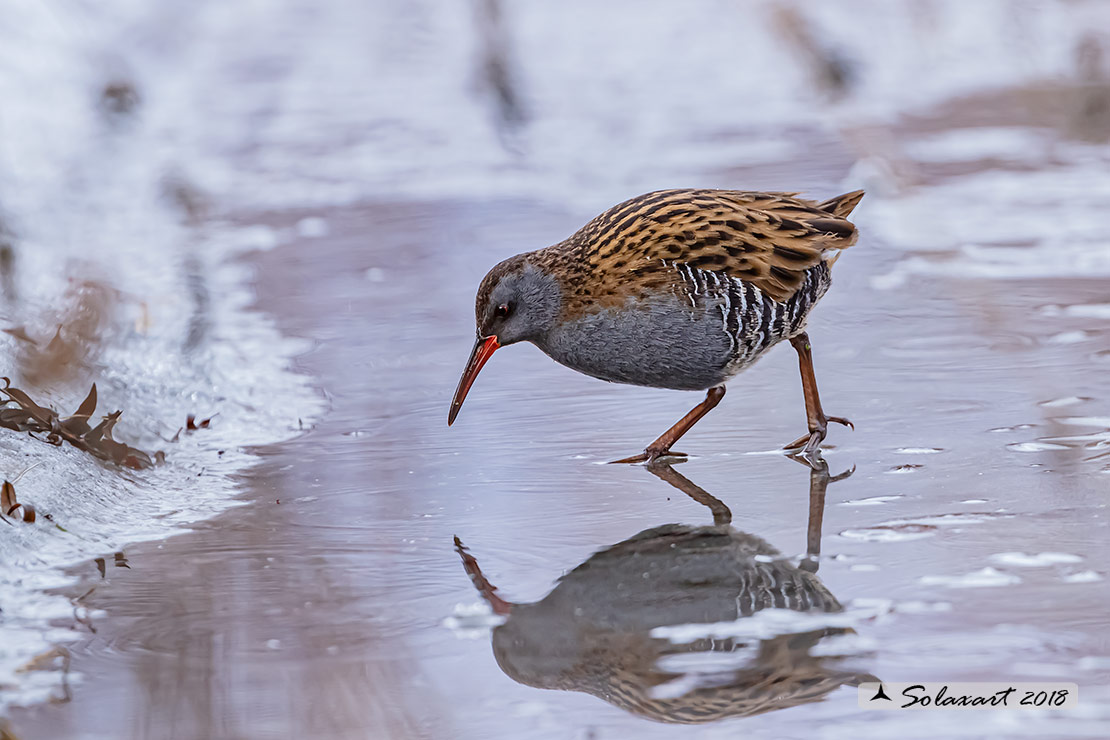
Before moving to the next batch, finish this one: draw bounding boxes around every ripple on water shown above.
[886,622,1087,668]
[1038,396,1092,408]
[840,511,1009,543]
[882,334,984,359]
[839,495,905,506]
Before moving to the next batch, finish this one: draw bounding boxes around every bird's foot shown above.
[783,415,854,456]
[608,447,688,465]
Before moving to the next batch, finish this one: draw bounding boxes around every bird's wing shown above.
[582,189,863,304]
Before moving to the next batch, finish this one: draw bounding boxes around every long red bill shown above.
[448,335,500,426]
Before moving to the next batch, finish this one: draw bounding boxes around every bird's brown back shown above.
[534,189,863,320]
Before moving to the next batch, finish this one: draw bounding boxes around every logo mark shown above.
[870,684,892,702]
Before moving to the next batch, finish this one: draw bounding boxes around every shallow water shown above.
[10,197,1110,738]
[4,1,1110,738]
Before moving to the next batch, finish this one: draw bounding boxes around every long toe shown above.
[783,432,812,451]
[609,451,652,464]
[609,449,688,465]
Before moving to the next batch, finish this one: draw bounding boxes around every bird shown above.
[448,187,864,462]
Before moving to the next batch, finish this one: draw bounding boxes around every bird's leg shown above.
[610,386,726,464]
[453,536,513,616]
[783,332,853,456]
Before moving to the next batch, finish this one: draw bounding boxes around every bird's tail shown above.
[818,190,865,218]
[817,190,864,267]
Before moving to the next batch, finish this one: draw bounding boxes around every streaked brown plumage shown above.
[478,189,861,318]
[452,188,865,461]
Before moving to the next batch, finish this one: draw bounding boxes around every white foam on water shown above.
[1007,441,1071,452]
[1077,656,1110,671]
[839,526,935,543]
[1041,304,1110,319]
[1063,570,1103,584]
[990,552,1084,567]
[902,127,1053,164]
[895,600,953,614]
[919,567,1022,588]
[871,162,1110,287]
[1048,331,1093,345]
[807,632,878,658]
[442,602,507,640]
[650,598,892,644]
[1055,417,1110,428]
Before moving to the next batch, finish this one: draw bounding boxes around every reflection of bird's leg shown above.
[787,453,854,573]
[453,536,513,615]
[645,459,732,525]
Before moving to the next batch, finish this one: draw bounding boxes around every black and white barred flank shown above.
[669,259,832,374]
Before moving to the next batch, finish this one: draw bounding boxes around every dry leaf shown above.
[0,379,157,469]
[1,479,36,523]
[186,413,216,431]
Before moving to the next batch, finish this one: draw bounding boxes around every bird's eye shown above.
[494,303,511,320]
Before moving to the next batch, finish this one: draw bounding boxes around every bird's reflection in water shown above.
[455,456,875,724]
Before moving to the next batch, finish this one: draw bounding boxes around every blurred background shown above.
[2,1,1109,739]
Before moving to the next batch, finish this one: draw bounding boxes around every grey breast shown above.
[534,262,832,391]
[535,290,734,390]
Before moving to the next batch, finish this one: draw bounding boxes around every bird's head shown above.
[448,254,561,425]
